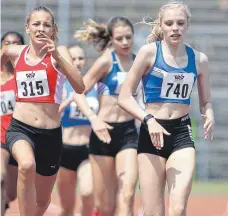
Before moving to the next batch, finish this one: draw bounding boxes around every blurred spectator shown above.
[218,0,228,12]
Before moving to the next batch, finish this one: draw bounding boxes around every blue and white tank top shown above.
[142,41,197,104]
[98,51,141,96]
[61,80,99,127]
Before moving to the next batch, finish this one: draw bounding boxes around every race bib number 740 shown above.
[16,70,50,98]
[160,72,195,100]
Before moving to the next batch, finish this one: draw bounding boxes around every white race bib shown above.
[114,72,127,94]
[69,102,85,119]
[0,90,16,116]
[69,94,99,120]
[16,70,50,98]
[115,72,142,96]
[160,72,195,100]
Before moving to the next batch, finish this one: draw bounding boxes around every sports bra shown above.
[14,45,65,104]
[98,51,141,96]
[142,41,197,104]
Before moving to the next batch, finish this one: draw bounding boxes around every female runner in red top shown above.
[1,6,84,216]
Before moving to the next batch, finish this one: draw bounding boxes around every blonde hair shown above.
[146,1,191,43]
[75,17,134,52]
[26,6,59,43]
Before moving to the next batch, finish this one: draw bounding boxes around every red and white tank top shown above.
[14,45,65,104]
[0,78,16,144]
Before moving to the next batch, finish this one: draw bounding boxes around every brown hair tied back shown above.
[74,19,110,52]
[75,17,134,52]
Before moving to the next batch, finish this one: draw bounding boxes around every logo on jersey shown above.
[151,67,164,78]
[174,74,184,81]
[41,62,48,68]
[26,72,35,79]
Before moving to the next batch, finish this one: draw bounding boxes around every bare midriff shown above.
[98,95,134,123]
[145,102,190,120]
[13,102,61,129]
[62,126,91,146]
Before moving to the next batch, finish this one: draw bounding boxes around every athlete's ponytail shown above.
[74,19,110,52]
[75,17,134,52]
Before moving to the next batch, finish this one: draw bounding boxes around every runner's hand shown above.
[90,116,113,144]
[201,114,215,142]
[38,32,59,59]
[147,118,171,149]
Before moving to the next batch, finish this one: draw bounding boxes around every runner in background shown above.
[0,31,24,215]
[57,45,97,216]
[73,17,140,216]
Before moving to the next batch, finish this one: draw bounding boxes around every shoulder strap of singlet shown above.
[111,51,118,63]
[149,40,162,68]
[16,45,29,66]
[185,45,197,73]
[155,40,162,55]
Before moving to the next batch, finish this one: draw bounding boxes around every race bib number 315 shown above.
[16,70,50,98]
[160,72,195,100]
[0,90,16,116]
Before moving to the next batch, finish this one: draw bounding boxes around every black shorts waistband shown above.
[10,117,61,135]
[63,143,88,148]
[155,114,190,125]
[104,119,135,128]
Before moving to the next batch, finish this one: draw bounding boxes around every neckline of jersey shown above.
[24,46,47,67]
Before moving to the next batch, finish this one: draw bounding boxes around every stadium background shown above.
[1,0,228,215]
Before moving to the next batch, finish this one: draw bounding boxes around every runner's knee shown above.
[169,202,186,215]
[36,196,51,209]
[18,159,36,176]
[119,183,135,206]
[95,199,115,216]
[80,183,93,197]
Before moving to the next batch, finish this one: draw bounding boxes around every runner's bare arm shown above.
[55,46,85,94]
[0,45,22,67]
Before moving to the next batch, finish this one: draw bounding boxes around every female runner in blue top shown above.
[118,1,215,216]
[73,17,141,216]
[58,46,98,216]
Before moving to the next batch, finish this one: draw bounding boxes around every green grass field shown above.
[134,180,228,195]
[191,181,228,195]
[190,120,228,195]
